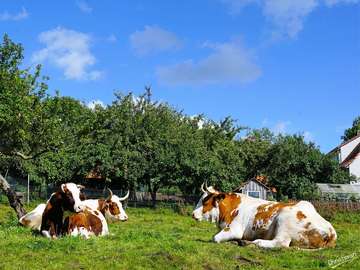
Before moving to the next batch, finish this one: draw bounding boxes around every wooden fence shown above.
[310,200,360,212]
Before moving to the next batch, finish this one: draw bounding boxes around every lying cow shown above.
[62,207,109,239]
[192,183,337,249]
[40,183,85,238]
[19,188,129,232]
[81,188,129,222]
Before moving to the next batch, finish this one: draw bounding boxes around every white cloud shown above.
[221,0,259,14]
[32,27,103,81]
[76,0,92,13]
[0,7,28,21]
[263,0,318,39]
[221,0,359,38]
[130,25,182,56]
[156,41,261,86]
[303,131,314,142]
[272,121,291,135]
[324,0,359,6]
[86,99,105,110]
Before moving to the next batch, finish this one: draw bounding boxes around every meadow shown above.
[0,202,359,270]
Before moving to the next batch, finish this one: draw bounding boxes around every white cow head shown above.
[192,183,221,223]
[60,183,86,212]
[104,189,129,222]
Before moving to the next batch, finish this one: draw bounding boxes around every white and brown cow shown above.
[19,188,129,232]
[62,207,109,239]
[81,189,129,222]
[40,183,86,238]
[192,184,337,249]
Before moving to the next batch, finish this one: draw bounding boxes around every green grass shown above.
[0,202,359,270]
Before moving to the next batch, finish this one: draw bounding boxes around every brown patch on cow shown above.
[296,211,307,221]
[253,202,296,230]
[62,185,69,193]
[87,212,103,236]
[202,194,218,214]
[63,210,103,236]
[97,199,108,215]
[298,228,336,249]
[304,222,311,229]
[20,218,31,227]
[218,193,241,225]
[41,193,64,237]
[108,202,120,216]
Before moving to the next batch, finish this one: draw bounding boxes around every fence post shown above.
[27,174,30,205]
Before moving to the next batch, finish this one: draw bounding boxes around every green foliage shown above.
[0,34,354,201]
[342,116,360,141]
[0,34,52,160]
[265,135,351,200]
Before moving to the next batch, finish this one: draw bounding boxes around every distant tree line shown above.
[0,35,356,210]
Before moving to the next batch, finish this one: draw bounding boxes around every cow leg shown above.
[252,237,291,249]
[213,224,243,243]
[41,221,56,239]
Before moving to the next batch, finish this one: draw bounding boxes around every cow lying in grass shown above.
[192,183,337,249]
[62,207,109,239]
[19,187,129,238]
[40,183,86,238]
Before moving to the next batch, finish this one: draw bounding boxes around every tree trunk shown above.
[0,173,27,219]
[150,191,157,208]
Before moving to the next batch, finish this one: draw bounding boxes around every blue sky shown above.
[1,0,359,152]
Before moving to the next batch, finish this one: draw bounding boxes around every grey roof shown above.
[234,178,271,192]
[316,183,360,194]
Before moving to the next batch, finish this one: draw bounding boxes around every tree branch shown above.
[0,145,58,160]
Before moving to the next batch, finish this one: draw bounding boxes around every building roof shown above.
[316,183,360,194]
[340,142,360,168]
[234,176,277,193]
[328,133,360,155]
[85,168,104,180]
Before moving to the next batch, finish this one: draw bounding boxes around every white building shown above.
[328,133,360,179]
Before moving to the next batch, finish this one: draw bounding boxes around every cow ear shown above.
[215,193,226,202]
[77,185,85,190]
[61,184,66,193]
[80,193,86,201]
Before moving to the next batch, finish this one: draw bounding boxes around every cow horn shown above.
[206,186,217,194]
[106,188,113,201]
[200,182,206,193]
[77,184,85,190]
[119,190,130,201]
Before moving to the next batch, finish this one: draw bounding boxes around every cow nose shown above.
[122,216,128,222]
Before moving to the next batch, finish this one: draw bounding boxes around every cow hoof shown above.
[213,236,221,243]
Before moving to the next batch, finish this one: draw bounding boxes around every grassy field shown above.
[0,201,359,270]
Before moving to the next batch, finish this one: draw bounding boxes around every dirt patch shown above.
[234,255,262,266]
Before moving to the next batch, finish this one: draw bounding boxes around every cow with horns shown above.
[40,183,86,238]
[81,188,129,222]
[192,183,337,249]
[19,188,129,237]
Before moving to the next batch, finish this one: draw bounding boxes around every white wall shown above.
[340,136,360,162]
[349,155,360,179]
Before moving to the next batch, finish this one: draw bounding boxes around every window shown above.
[247,191,260,198]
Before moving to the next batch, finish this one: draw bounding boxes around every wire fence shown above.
[0,176,199,208]
[2,176,360,212]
